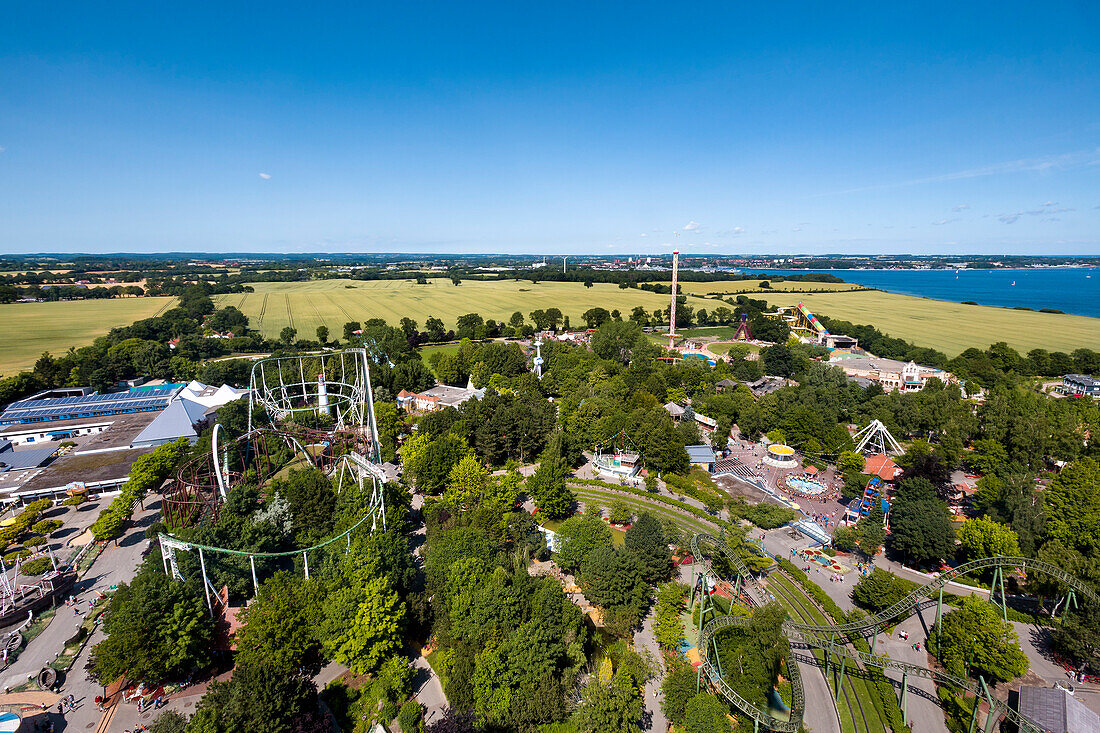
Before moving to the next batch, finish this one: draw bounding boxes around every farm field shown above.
[764,289,1100,356]
[0,297,176,376]
[679,279,865,296]
[213,279,672,339]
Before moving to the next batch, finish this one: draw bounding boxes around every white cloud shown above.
[999,213,1020,224]
[792,227,802,232]
[682,221,700,231]
[258,172,271,180]
[952,204,969,212]
[932,218,962,226]
[639,233,647,237]
[0,146,5,154]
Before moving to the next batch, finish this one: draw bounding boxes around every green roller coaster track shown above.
[689,533,1098,733]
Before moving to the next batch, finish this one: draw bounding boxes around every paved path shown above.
[413,652,448,726]
[633,611,667,733]
[3,499,165,731]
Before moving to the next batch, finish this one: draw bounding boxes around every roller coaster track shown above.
[690,534,1097,732]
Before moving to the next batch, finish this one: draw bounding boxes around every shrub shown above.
[63,495,88,507]
[20,557,53,576]
[32,520,63,535]
[397,701,423,733]
[22,535,47,549]
[4,550,30,564]
[24,499,52,514]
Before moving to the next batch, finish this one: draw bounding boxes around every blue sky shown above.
[2,3,1099,255]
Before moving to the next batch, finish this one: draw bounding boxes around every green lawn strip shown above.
[765,575,859,733]
[770,574,879,733]
[773,570,897,733]
[569,487,718,536]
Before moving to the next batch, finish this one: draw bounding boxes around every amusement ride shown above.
[158,349,387,609]
[688,533,1098,733]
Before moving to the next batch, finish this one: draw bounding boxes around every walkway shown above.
[633,612,668,733]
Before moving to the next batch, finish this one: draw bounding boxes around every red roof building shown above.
[864,453,901,481]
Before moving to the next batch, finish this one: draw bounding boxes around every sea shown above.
[754,267,1100,319]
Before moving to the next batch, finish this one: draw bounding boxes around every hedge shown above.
[19,557,53,576]
[91,438,188,541]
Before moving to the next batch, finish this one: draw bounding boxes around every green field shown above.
[764,289,1100,356]
[680,280,865,296]
[0,297,177,377]
[213,279,672,339]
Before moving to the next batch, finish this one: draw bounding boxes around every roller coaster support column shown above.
[980,677,997,733]
[250,556,259,596]
[198,548,212,615]
[825,633,835,680]
[991,565,1007,621]
[899,670,909,724]
[935,585,944,644]
[1064,589,1078,622]
[870,625,879,651]
[836,654,847,695]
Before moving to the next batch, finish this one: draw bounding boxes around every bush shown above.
[63,495,88,507]
[397,701,424,733]
[20,557,53,576]
[4,550,30,564]
[31,519,63,535]
[22,535,46,548]
[24,499,52,514]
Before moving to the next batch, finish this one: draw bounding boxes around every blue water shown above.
[754,267,1100,318]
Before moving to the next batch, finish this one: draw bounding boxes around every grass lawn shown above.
[0,297,177,376]
[213,279,673,340]
[418,342,462,374]
[762,289,1100,356]
[541,516,626,547]
[709,341,758,356]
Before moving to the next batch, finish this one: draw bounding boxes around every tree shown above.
[321,575,404,675]
[1043,458,1100,558]
[553,514,613,574]
[608,500,632,525]
[186,662,327,733]
[456,313,483,340]
[280,326,297,345]
[579,547,649,628]
[957,516,1020,562]
[887,477,955,567]
[852,569,914,613]
[967,438,1010,478]
[343,321,361,341]
[683,692,733,733]
[315,325,329,343]
[1051,600,1100,675]
[761,343,794,377]
[527,456,575,520]
[855,504,885,557]
[576,679,642,733]
[661,660,698,724]
[424,708,480,733]
[584,279,594,289]
[92,570,213,683]
[234,572,323,676]
[509,311,524,329]
[625,512,672,583]
[591,320,644,365]
[654,582,687,651]
[582,307,611,328]
[928,598,1029,682]
[837,450,865,475]
[150,710,187,733]
[831,524,857,552]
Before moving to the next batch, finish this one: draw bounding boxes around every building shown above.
[1061,374,1100,398]
[1017,686,1099,733]
[0,385,184,427]
[863,454,901,481]
[397,381,486,412]
[686,444,716,472]
[828,354,955,393]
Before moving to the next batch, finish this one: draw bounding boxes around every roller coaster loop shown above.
[689,532,1097,733]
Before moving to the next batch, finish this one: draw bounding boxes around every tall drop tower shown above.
[668,250,679,349]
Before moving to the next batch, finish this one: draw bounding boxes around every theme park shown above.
[5,9,1100,731]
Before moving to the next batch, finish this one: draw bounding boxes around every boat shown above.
[0,565,77,632]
